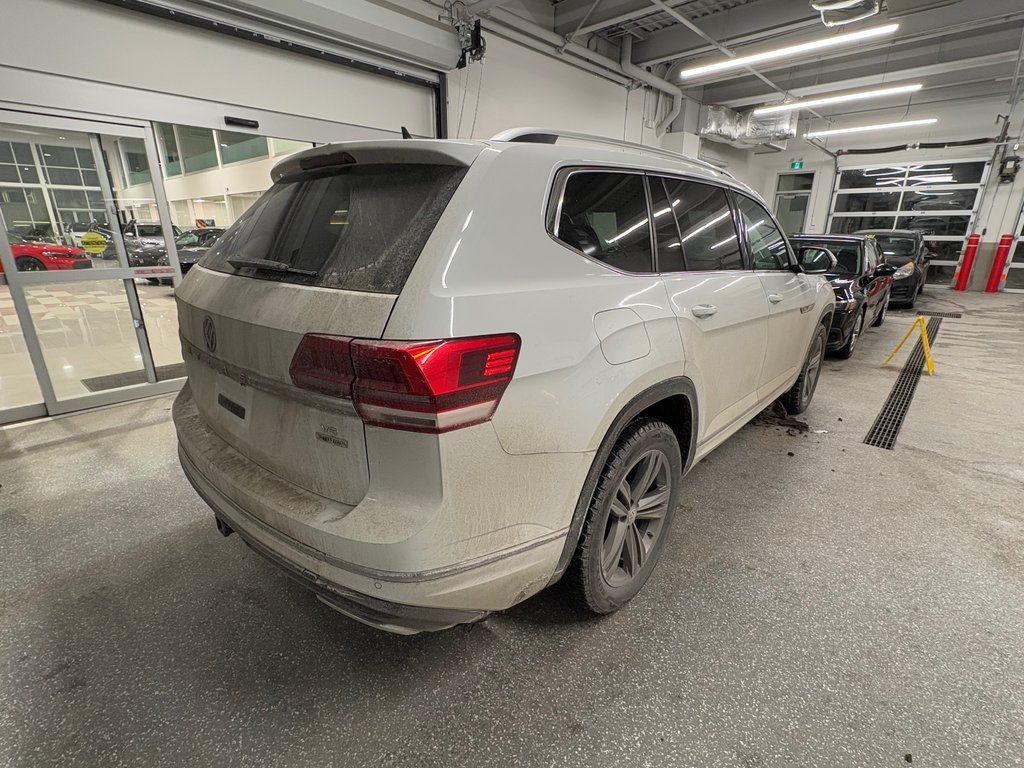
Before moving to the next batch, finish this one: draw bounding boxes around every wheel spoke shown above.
[631,451,663,499]
[622,523,644,575]
[602,519,628,574]
[614,480,632,511]
[635,488,669,519]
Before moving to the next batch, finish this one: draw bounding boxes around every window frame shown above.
[546,166,657,276]
[546,165,756,276]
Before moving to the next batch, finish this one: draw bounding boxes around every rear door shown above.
[734,193,816,398]
[176,153,472,506]
[651,176,770,442]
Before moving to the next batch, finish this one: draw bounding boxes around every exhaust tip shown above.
[215,517,234,537]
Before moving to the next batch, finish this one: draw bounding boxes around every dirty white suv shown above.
[173,129,835,634]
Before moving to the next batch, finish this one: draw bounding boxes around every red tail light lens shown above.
[289,333,521,433]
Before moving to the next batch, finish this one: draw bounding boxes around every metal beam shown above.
[709,51,1022,109]
[466,0,509,16]
[633,0,1024,67]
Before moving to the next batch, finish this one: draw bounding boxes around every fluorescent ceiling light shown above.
[754,83,922,116]
[805,118,937,138]
[678,23,899,80]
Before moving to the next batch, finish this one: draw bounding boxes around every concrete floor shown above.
[1,289,1022,767]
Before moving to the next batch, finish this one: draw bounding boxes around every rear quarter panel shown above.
[384,148,688,457]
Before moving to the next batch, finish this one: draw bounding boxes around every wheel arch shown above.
[547,376,698,586]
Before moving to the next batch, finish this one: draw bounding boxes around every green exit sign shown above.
[791,160,804,170]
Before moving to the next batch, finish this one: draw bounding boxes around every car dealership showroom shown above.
[2,0,1024,764]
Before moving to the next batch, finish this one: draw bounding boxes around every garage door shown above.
[827,159,990,286]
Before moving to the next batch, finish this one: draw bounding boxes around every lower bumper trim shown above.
[234,521,489,634]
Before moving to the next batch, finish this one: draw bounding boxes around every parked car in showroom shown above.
[122,220,181,252]
[1,231,92,273]
[173,130,836,634]
[790,233,895,359]
[65,221,118,259]
[855,228,930,307]
[130,227,225,284]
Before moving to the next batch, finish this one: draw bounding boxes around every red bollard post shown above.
[985,234,1015,293]
[953,234,981,291]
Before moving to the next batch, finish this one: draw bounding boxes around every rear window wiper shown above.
[227,256,318,277]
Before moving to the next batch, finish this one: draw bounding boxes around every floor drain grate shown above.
[917,311,962,319]
[864,317,943,450]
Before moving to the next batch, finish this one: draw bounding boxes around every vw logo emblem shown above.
[202,315,217,353]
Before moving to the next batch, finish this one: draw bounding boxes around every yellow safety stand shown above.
[882,316,935,375]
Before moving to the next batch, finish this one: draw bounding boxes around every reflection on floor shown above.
[0,281,182,408]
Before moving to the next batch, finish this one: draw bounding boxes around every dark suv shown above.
[855,229,930,308]
[791,234,896,359]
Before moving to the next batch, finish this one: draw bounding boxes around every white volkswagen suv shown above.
[173,129,835,634]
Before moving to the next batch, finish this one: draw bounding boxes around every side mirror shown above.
[798,246,838,275]
[875,262,897,277]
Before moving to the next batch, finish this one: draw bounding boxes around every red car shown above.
[1,231,92,273]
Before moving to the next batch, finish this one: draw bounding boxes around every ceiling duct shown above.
[700,106,797,152]
[811,0,881,27]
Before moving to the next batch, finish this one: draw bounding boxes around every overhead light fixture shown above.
[678,23,899,80]
[805,118,937,138]
[754,84,922,116]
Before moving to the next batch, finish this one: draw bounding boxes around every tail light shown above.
[289,333,521,434]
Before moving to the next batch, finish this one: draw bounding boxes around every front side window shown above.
[736,195,790,271]
[555,172,654,273]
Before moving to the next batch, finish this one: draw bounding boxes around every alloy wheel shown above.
[802,332,825,404]
[601,448,672,588]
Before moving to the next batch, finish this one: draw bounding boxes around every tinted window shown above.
[648,177,684,272]
[736,195,789,270]
[200,163,467,293]
[556,172,654,273]
[864,241,878,272]
[794,239,862,276]
[673,182,742,271]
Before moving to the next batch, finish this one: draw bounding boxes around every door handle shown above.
[691,304,718,318]
[768,293,783,304]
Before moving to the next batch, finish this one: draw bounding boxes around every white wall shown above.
[0,0,436,136]
[445,33,650,142]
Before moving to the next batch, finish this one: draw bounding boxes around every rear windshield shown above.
[199,163,467,294]
[873,236,917,265]
[135,224,163,237]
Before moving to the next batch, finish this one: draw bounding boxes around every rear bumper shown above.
[183,452,486,633]
[173,384,576,631]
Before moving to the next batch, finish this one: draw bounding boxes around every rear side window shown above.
[672,181,743,271]
[554,172,654,273]
[199,163,467,294]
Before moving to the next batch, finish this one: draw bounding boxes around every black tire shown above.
[872,298,888,327]
[565,417,682,615]
[904,288,917,310]
[146,278,160,285]
[917,281,925,296]
[781,324,826,415]
[835,310,864,360]
[15,257,45,272]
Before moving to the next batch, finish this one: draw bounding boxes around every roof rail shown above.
[489,127,734,179]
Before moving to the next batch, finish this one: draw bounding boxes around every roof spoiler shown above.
[271,140,483,182]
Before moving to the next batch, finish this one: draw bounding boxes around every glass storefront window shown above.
[271,138,314,156]
[833,191,902,213]
[217,131,268,165]
[895,215,971,237]
[156,123,181,177]
[120,138,152,186]
[829,215,897,234]
[178,126,218,174]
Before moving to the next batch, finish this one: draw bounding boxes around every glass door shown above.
[773,172,814,235]
[0,111,184,424]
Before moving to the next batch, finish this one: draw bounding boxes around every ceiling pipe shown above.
[620,35,684,134]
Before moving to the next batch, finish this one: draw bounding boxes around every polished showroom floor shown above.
[0,281,181,408]
[1,290,1022,767]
